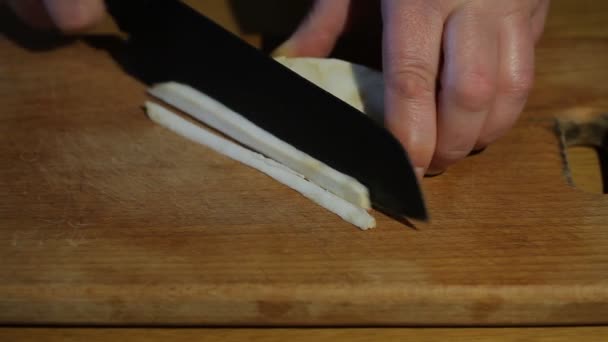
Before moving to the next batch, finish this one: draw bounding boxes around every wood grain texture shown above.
[1,0,607,326]
[1,327,608,342]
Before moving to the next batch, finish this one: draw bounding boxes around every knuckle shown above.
[445,70,495,112]
[385,61,436,101]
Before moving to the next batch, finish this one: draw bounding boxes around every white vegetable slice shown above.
[274,57,385,125]
[145,101,376,230]
[148,82,371,210]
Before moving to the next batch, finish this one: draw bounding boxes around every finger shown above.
[43,0,105,32]
[7,0,54,29]
[272,0,350,57]
[476,14,534,150]
[531,0,550,43]
[429,7,499,173]
[381,0,444,179]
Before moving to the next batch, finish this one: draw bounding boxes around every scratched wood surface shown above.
[1,0,607,326]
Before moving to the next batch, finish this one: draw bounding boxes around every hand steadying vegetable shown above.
[7,0,550,179]
[275,0,550,178]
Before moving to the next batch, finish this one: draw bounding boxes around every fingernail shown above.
[426,167,446,177]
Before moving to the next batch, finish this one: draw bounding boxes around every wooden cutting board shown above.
[1,0,607,326]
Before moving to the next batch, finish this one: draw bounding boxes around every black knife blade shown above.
[104,0,428,221]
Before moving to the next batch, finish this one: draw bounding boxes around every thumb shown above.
[272,0,350,57]
[43,0,105,32]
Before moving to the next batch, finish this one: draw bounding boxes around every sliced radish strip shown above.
[148,82,371,210]
[145,101,376,230]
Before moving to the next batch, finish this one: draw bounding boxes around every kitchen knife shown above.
[104,0,428,221]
